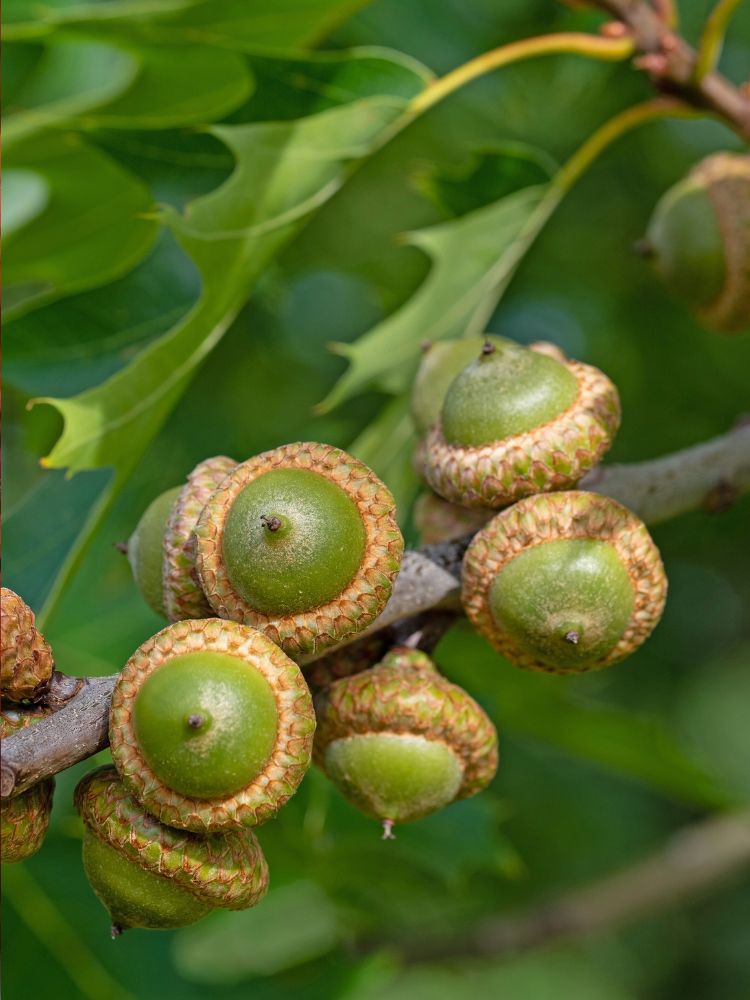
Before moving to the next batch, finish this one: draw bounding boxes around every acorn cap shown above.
[1,588,55,704]
[109,619,315,832]
[75,766,268,914]
[423,342,620,509]
[646,152,750,332]
[163,456,237,622]
[462,491,667,673]
[314,648,498,809]
[413,492,492,545]
[1,707,54,863]
[194,443,404,657]
[303,634,388,695]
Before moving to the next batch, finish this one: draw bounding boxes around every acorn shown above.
[411,335,567,436]
[109,619,315,833]
[422,340,620,509]
[462,491,667,674]
[313,648,498,837]
[194,442,404,657]
[1,588,55,703]
[75,766,268,935]
[127,456,236,620]
[413,492,492,545]
[1,707,54,863]
[643,152,750,332]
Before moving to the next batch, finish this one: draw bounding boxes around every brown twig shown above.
[1,423,749,798]
[588,0,750,138]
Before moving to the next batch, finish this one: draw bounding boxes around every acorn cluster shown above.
[1,326,672,936]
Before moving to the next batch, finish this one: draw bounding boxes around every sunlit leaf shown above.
[2,168,50,236]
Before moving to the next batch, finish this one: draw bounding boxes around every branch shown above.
[588,0,750,138]
[2,423,749,797]
[393,808,750,961]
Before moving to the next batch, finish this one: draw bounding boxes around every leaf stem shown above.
[407,33,635,116]
[695,0,744,82]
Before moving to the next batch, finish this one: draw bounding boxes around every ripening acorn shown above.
[314,648,498,837]
[421,339,620,509]
[108,619,315,833]
[643,152,750,332]
[194,442,404,657]
[1,588,55,704]
[75,767,268,935]
[127,456,237,620]
[1,707,54,863]
[462,491,667,674]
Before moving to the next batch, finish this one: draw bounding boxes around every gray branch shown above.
[2,423,749,798]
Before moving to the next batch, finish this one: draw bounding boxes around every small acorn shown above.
[462,491,667,673]
[422,339,620,509]
[75,766,268,935]
[413,492,492,545]
[411,335,566,436]
[127,456,236,620]
[1,707,54,863]
[1,588,55,703]
[109,618,315,832]
[643,152,750,332]
[314,648,498,837]
[194,442,404,657]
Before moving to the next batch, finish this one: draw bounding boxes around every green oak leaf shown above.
[4,132,158,320]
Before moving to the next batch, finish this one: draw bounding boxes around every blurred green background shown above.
[3,1,750,997]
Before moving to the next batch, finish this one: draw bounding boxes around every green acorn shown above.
[1,707,54,863]
[75,767,268,935]
[109,619,315,833]
[194,442,404,657]
[462,491,667,674]
[1,588,55,704]
[644,152,750,332]
[127,456,236,620]
[411,335,567,436]
[314,648,498,837]
[422,339,619,509]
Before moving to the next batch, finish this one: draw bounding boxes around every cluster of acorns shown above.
[2,324,674,937]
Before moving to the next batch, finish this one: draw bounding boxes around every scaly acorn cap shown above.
[194,442,404,657]
[163,456,237,622]
[0,588,55,703]
[462,491,667,674]
[645,152,750,333]
[109,619,315,833]
[413,492,492,545]
[303,634,388,695]
[75,766,268,933]
[423,340,620,509]
[127,487,182,618]
[1,707,54,863]
[314,648,498,834]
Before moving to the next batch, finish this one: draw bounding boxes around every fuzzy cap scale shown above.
[75,767,268,910]
[109,619,315,832]
[1,588,54,703]
[163,456,237,622]
[194,443,404,657]
[1,707,54,863]
[462,491,667,673]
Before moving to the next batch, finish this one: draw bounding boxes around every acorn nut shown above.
[109,619,315,832]
[421,339,620,508]
[644,152,750,333]
[462,491,667,673]
[1,588,55,704]
[194,442,403,656]
[1,707,54,863]
[314,648,498,837]
[75,766,268,935]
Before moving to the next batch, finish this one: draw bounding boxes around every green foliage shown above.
[3,1,750,998]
